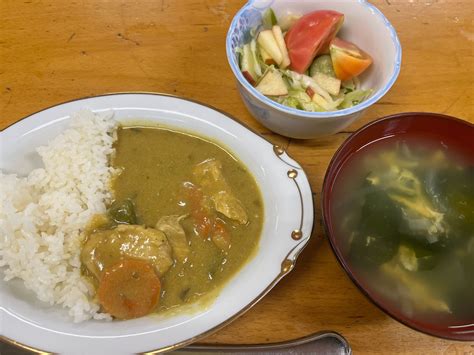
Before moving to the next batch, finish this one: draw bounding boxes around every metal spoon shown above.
[174,331,351,354]
[0,331,350,354]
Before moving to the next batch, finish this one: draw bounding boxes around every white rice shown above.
[0,109,117,322]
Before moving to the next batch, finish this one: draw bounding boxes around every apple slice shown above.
[330,37,373,81]
[311,90,344,111]
[272,25,291,69]
[259,45,276,65]
[257,30,283,66]
[241,43,258,85]
[255,69,288,96]
[285,10,344,73]
[312,72,341,96]
[312,92,331,110]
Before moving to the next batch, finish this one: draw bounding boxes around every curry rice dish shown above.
[0,110,263,322]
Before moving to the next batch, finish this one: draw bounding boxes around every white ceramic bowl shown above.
[226,0,402,139]
[0,93,314,354]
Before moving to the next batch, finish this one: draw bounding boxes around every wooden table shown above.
[1,0,473,353]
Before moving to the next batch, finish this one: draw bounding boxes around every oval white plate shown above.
[0,93,314,354]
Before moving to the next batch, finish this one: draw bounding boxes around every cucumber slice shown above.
[241,43,258,85]
[262,8,277,29]
[250,39,263,76]
[310,55,336,77]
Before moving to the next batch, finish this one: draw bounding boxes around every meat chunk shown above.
[212,191,248,225]
[156,215,190,263]
[193,159,248,224]
[81,224,173,279]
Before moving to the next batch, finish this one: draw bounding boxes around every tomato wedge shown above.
[285,10,344,73]
[330,37,373,81]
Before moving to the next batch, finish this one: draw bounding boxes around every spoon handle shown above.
[176,331,351,354]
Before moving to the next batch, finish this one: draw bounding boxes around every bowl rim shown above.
[0,92,315,353]
[226,0,402,119]
[321,111,474,341]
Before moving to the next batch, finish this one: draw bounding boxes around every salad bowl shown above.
[226,0,402,138]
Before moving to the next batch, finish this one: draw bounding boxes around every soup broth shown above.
[331,134,474,326]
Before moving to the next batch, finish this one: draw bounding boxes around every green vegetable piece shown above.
[350,230,399,266]
[350,189,401,266]
[309,55,336,77]
[279,89,324,112]
[108,199,137,225]
[428,166,474,238]
[449,255,474,316]
[262,8,277,29]
[236,50,242,69]
[341,79,355,92]
[287,89,312,103]
[240,43,260,84]
[416,254,439,270]
[361,189,402,235]
[250,39,263,77]
[339,89,372,109]
[281,96,300,109]
[301,100,324,112]
[411,243,440,269]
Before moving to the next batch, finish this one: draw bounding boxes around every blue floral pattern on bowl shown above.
[239,87,270,122]
[229,6,270,65]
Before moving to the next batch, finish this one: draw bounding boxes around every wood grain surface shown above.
[0,0,473,354]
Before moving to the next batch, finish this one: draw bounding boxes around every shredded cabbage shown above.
[339,89,373,109]
[250,39,262,77]
[236,7,374,112]
[282,70,333,103]
[277,90,324,112]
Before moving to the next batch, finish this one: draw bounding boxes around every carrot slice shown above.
[194,210,214,237]
[97,258,161,319]
[211,219,231,250]
[182,183,215,238]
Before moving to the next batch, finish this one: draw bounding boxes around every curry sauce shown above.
[81,126,263,317]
